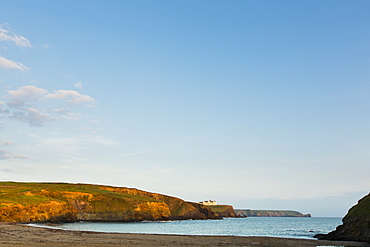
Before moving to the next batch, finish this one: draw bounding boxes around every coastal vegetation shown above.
[208,205,237,217]
[0,182,217,222]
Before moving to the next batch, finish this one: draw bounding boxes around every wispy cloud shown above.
[53,108,69,114]
[0,56,29,71]
[0,24,31,71]
[46,89,95,104]
[1,85,96,127]
[0,167,32,173]
[0,24,32,47]
[9,108,58,126]
[0,141,29,160]
[23,134,119,167]
[63,112,81,120]
[0,141,14,146]
[0,149,29,160]
[7,85,47,108]
[74,81,83,89]
[0,101,7,114]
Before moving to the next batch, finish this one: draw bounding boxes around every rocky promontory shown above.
[0,182,218,223]
[316,193,370,243]
[207,205,237,218]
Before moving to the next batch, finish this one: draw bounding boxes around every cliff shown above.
[208,205,237,218]
[315,193,370,243]
[234,209,311,217]
[0,182,218,223]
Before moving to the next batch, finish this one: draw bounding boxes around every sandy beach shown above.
[0,224,368,247]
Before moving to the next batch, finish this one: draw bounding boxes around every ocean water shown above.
[32,217,342,239]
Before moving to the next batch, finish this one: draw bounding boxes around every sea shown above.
[30,217,342,240]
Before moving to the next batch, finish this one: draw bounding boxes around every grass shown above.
[346,193,370,221]
[0,182,163,209]
[208,205,232,213]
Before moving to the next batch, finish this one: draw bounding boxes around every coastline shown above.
[0,224,368,247]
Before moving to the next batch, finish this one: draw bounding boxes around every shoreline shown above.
[0,224,368,247]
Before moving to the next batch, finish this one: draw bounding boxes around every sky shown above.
[0,0,369,217]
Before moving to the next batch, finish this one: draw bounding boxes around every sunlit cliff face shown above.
[0,182,218,223]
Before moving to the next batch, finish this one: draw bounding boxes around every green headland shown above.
[0,181,218,222]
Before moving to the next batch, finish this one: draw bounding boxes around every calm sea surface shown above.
[32,217,341,239]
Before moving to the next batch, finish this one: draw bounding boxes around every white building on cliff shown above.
[200,200,217,206]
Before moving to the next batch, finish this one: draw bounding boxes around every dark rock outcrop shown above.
[315,193,370,243]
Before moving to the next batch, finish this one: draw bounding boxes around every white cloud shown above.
[9,108,58,126]
[0,24,31,71]
[74,81,83,89]
[1,85,96,127]
[0,55,29,71]
[46,89,95,104]
[53,108,69,114]
[63,112,81,120]
[7,85,47,103]
[0,24,32,47]
[6,85,47,109]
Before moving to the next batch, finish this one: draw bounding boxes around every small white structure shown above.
[200,200,217,206]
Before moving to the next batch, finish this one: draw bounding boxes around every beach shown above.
[0,224,368,247]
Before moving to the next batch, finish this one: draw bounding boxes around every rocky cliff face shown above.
[208,205,237,218]
[0,182,218,223]
[316,193,370,243]
[0,201,74,222]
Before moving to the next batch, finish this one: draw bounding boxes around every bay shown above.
[33,217,342,239]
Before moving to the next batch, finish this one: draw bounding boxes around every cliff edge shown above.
[315,193,370,243]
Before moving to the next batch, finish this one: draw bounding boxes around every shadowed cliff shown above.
[0,182,218,223]
[316,193,370,243]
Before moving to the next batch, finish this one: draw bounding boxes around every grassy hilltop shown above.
[0,182,217,223]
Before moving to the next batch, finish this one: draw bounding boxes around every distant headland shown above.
[234,209,311,217]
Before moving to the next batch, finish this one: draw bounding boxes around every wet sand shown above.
[0,224,368,247]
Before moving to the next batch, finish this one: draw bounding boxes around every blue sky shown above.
[1,0,369,217]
